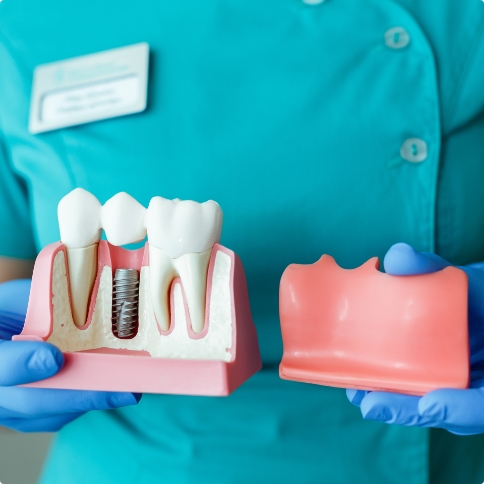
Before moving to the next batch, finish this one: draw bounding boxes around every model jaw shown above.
[54,189,230,359]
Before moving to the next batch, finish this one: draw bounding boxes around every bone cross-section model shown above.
[15,189,261,395]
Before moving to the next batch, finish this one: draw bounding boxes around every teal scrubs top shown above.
[1,1,484,482]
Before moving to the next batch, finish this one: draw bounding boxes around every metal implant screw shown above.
[112,268,139,339]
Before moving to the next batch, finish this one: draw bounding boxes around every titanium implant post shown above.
[112,268,139,339]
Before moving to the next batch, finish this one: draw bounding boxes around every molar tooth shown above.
[101,192,147,246]
[146,197,222,258]
[146,197,223,333]
[58,188,102,327]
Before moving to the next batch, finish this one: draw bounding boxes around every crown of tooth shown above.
[58,188,102,327]
[101,192,147,246]
[58,188,102,248]
[146,197,223,258]
[146,197,223,334]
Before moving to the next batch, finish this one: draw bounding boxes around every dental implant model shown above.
[112,268,139,339]
[15,189,262,395]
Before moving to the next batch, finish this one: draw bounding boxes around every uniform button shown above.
[400,138,427,163]
[385,27,410,49]
[302,0,326,5]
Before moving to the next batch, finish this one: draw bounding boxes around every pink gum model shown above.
[14,241,261,395]
[279,255,469,396]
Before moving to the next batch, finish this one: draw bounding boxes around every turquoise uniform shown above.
[1,0,484,482]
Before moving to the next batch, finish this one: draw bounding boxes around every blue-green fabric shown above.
[0,0,484,482]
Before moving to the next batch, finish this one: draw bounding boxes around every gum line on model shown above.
[14,189,262,395]
[278,254,470,396]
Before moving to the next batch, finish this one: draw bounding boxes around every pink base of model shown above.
[14,242,261,396]
[279,255,469,396]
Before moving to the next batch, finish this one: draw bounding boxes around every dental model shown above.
[279,255,469,395]
[15,189,261,395]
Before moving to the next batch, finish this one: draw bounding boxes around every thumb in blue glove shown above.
[0,279,32,340]
[0,279,141,433]
[347,243,484,436]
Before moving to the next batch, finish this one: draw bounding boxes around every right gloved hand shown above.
[346,243,484,435]
[0,279,141,432]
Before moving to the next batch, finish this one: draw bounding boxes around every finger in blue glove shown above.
[348,243,484,435]
[0,279,32,339]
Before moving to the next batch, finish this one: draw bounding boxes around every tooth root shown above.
[149,246,177,331]
[173,249,212,334]
[149,246,213,334]
[66,244,98,327]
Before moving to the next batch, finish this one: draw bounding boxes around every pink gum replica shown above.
[14,241,261,395]
[279,255,469,396]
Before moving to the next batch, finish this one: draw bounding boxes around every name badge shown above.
[29,43,149,134]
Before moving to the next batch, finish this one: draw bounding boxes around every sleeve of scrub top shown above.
[0,129,37,260]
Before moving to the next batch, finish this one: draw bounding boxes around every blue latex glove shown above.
[347,243,484,435]
[0,279,140,432]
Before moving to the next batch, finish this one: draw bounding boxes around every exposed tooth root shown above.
[173,250,212,334]
[66,244,98,327]
[149,247,177,331]
[149,246,212,334]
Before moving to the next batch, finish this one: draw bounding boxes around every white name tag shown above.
[29,43,149,134]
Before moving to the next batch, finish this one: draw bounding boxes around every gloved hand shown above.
[347,243,484,435]
[0,279,140,432]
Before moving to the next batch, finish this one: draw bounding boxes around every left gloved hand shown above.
[0,279,141,433]
[347,243,484,435]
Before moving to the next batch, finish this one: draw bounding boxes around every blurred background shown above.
[0,428,52,483]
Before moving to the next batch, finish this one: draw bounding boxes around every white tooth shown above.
[101,192,147,246]
[146,197,222,258]
[58,188,102,249]
[146,197,223,334]
[58,188,102,327]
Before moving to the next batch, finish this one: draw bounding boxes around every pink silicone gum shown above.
[14,242,261,395]
[279,255,470,396]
